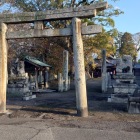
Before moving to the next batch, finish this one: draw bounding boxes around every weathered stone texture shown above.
[101,49,107,93]
[6,25,102,39]
[63,50,69,91]
[110,55,137,103]
[0,2,107,23]
[0,23,7,113]
[116,55,133,74]
[72,18,88,117]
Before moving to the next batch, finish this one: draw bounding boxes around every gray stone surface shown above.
[128,102,140,114]
[7,60,34,97]
[7,25,102,39]
[113,84,137,94]
[116,55,133,74]
[0,2,107,23]
[101,49,107,93]
[7,87,29,95]
[51,127,140,140]
[0,126,140,140]
[111,55,137,104]
[23,94,36,101]
[17,61,25,75]
[128,96,140,113]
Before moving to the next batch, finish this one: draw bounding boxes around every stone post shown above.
[58,73,63,92]
[63,50,69,91]
[38,71,43,88]
[91,71,93,78]
[68,76,71,90]
[0,23,7,113]
[101,49,107,93]
[35,69,38,90]
[45,70,49,88]
[72,18,88,117]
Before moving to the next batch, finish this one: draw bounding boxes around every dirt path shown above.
[1,78,140,133]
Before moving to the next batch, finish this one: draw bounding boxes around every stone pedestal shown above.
[109,55,138,103]
[113,83,137,94]
[114,73,135,84]
[110,73,137,103]
[7,73,36,100]
[7,74,29,95]
[128,97,140,113]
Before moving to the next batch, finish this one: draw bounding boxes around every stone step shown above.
[22,95,36,101]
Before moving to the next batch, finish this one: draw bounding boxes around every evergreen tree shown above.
[120,32,137,60]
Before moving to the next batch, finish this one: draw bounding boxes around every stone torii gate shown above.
[0,2,108,117]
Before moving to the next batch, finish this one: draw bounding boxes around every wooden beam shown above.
[6,25,102,39]
[0,2,108,23]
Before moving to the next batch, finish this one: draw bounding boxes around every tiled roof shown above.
[24,56,51,67]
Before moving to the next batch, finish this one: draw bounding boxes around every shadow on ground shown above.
[6,78,128,116]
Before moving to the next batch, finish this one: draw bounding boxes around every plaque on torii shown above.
[0,2,108,116]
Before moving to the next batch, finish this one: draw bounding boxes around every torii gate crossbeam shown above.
[0,2,107,23]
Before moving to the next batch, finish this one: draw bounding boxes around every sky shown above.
[107,0,140,60]
[1,0,139,35]
[107,0,140,35]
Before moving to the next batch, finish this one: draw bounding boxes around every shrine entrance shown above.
[0,2,108,117]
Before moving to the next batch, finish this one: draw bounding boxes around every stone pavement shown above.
[0,125,140,140]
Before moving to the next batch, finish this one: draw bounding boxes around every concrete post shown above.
[0,23,7,113]
[72,18,88,117]
[101,49,107,93]
[63,50,69,91]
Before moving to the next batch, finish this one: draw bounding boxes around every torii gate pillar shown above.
[0,23,7,113]
[72,18,88,117]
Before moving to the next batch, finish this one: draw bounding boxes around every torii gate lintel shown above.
[0,2,107,24]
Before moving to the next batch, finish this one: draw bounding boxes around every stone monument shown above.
[109,55,137,103]
[7,59,36,100]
